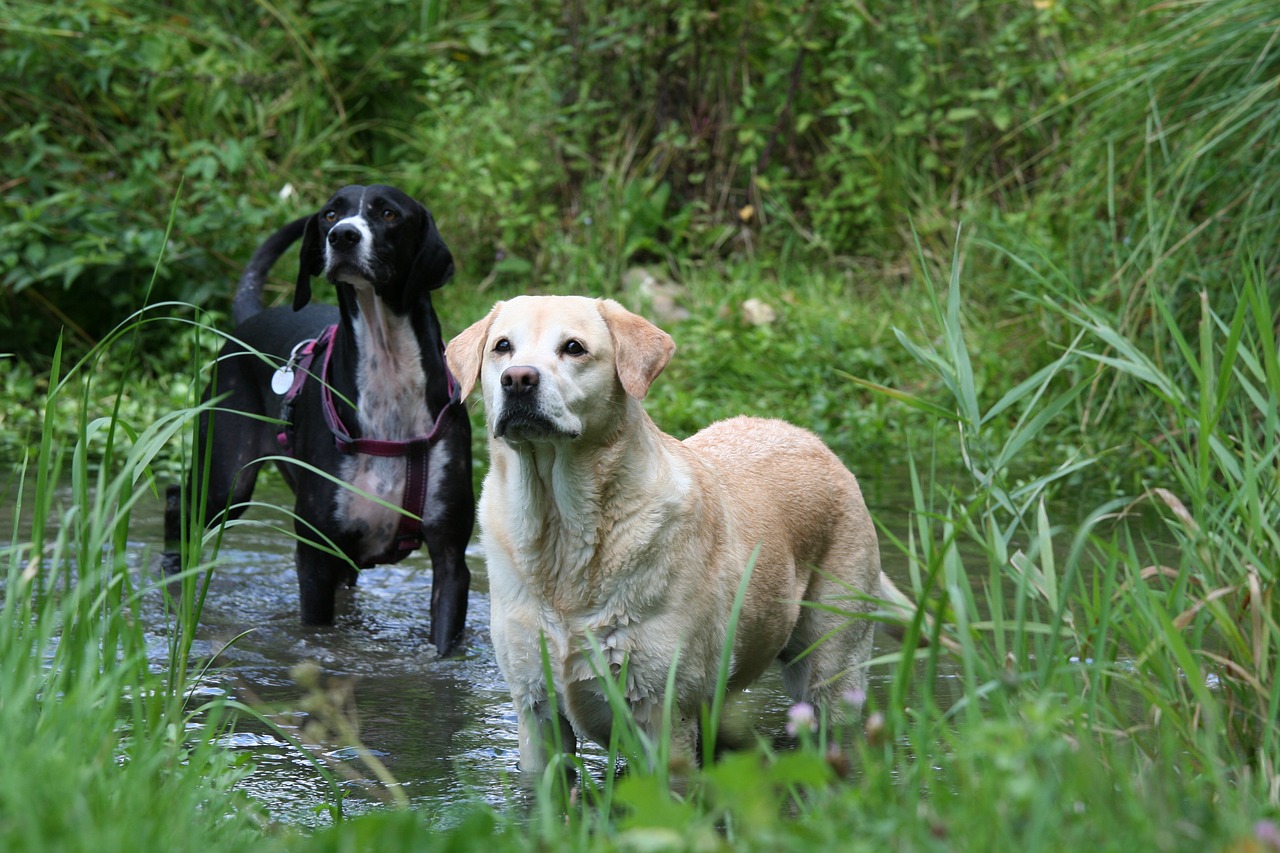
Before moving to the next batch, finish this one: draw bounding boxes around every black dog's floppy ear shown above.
[408,209,456,292]
[293,213,324,311]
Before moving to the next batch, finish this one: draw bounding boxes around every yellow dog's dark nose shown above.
[500,365,540,394]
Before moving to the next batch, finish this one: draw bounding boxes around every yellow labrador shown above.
[447,295,904,773]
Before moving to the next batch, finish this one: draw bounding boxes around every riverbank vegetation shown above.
[2,0,1278,849]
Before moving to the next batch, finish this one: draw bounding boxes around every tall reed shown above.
[0,202,284,847]
[856,238,1280,831]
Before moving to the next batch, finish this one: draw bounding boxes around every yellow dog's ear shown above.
[446,302,503,399]
[597,298,675,400]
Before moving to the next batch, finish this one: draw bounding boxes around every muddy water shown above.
[16,465,957,827]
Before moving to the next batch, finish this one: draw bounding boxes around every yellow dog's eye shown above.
[494,338,512,354]
[562,339,587,356]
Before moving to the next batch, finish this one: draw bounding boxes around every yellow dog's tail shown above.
[876,572,957,653]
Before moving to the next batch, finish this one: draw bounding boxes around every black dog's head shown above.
[294,184,455,313]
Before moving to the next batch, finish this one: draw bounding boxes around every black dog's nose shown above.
[500,366,540,394]
[328,223,361,249]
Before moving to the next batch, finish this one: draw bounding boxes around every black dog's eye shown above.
[493,338,512,354]
[381,208,399,222]
[322,210,337,223]
[562,339,587,357]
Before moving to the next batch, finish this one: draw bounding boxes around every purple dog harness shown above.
[275,324,459,567]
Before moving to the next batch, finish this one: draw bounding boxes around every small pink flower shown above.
[843,688,867,710]
[864,711,887,746]
[1256,820,1280,851]
[786,702,818,737]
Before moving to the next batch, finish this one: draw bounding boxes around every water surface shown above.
[6,464,973,826]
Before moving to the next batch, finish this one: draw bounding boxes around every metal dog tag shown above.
[272,338,314,396]
[271,365,294,395]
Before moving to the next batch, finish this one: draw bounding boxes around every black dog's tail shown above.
[231,215,310,326]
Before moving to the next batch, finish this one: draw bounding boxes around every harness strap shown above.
[276,323,461,566]
[276,331,326,450]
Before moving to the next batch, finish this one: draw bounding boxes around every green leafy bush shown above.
[1,4,302,353]
[2,0,1138,360]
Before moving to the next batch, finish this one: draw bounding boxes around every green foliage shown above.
[1,0,1158,362]
[852,245,1280,816]
[800,0,1109,250]
[990,0,1280,335]
[3,0,1280,849]
[1095,0,1280,260]
[1055,262,1280,762]
[1,2,297,354]
[0,315,269,850]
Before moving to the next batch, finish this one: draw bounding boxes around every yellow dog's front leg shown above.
[516,700,576,776]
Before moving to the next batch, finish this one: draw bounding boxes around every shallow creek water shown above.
[10,465,968,827]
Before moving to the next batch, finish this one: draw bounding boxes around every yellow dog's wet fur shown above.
[448,295,904,773]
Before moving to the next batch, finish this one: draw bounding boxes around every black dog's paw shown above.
[158,549,184,576]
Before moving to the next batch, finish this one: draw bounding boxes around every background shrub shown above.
[2,0,1275,458]
[2,0,1133,356]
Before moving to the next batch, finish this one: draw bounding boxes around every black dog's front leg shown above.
[295,539,359,625]
[161,484,186,574]
[423,404,475,656]
[425,536,471,656]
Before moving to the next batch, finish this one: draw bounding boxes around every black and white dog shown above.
[164,185,473,655]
